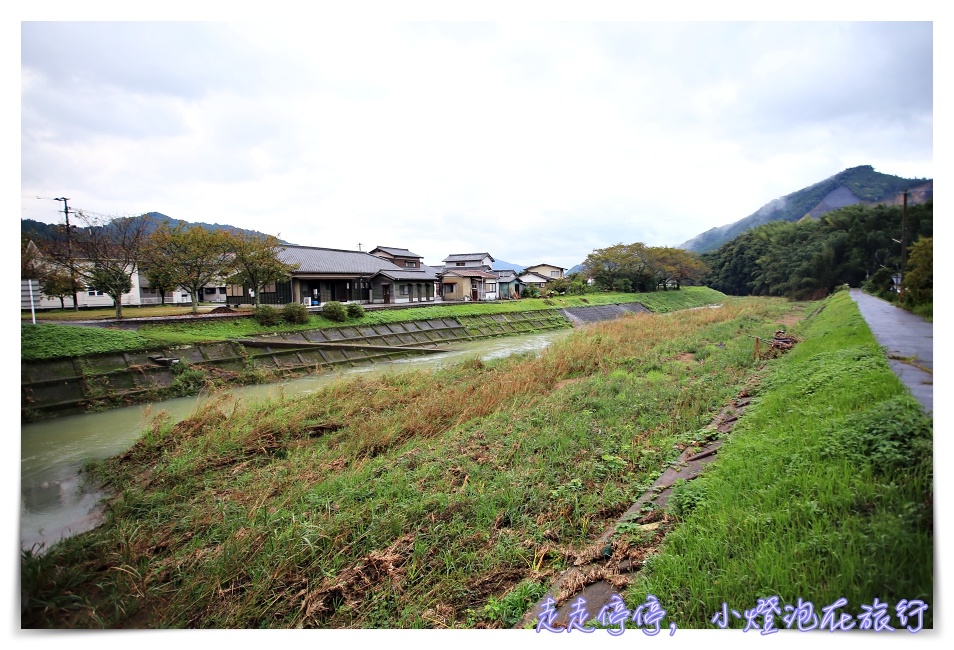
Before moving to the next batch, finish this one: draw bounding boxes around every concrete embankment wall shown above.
[22,309,578,420]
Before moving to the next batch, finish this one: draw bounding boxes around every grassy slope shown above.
[22,295,798,628]
[626,290,933,628]
[21,287,724,359]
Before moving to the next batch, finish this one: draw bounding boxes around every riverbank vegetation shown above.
[21,287,724,360]
[626,291,933,628]
[23,295,802,628]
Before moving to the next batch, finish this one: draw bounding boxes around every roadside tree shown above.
[35,212,153,319]
[225,232,298,306]
[143,223,234,314]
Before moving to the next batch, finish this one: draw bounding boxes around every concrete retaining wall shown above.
[21,305,643,420]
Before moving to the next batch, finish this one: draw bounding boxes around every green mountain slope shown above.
[679,165,931,253]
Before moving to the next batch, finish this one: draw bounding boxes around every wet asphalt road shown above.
[849,289,933,414]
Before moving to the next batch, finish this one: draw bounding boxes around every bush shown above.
[346,303,365,319]
[282,302,310,324]
[253,304,282,326]
[322,301,348,322]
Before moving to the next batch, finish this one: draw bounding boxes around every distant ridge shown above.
[21,212,293,245]
[491,260,526,272]
[679,166,932,253]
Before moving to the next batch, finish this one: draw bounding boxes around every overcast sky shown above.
[19,17,933,269]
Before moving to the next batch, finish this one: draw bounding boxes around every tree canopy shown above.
[701,201,932,301]
[225,232,298,306]
[582,243,708,292]
[142,223,234,314]
[34,212,153,318]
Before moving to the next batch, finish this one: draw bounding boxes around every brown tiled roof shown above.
[439,269,498,279]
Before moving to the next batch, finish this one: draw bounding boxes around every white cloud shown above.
[19,20,934,268]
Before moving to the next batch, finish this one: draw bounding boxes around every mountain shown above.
[21,212,291,244]
[143,213,293,243]
[679,166,932,254]
[491,260,527,272]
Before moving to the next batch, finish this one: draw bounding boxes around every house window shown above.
[551,270,560,277]
[486,282,497,292]
[405,261,417,268]
[455,262,465,266]
[219,287,227,294]
[87,287,104,296]
[442,283,456,295]
[399,284,409,296]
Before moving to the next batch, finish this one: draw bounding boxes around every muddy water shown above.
[20,329,572,552]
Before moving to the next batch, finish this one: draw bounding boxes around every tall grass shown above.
[22,296,806,628]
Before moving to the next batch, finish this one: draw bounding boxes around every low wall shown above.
[21,310,578,420]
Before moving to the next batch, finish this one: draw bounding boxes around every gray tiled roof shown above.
[279,246,402,275]
[442,252,495,263]
[371,246,423,259]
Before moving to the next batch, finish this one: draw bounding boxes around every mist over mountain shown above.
[679,166,932,254]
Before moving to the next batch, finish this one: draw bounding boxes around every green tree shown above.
[140,256,180,305]
[36,212,152,318]
[225,232,298,306]
[39,268,74,309]
[143,223,234,314]
[903,237,932,307]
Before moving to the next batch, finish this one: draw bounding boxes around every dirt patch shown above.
[552,377,587,391]
[673,352,695,364]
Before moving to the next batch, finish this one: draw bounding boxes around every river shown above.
[20,329,572,552]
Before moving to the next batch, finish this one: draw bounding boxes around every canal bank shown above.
[22,304,653,421]
[21,328,575,552]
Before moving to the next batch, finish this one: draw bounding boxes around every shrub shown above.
[282,302,310,324]
[322,301,348,322]
[253,304,282,326]
[346,303,365,319]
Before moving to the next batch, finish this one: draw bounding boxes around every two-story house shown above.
[523,263,565,280]
[438,253,499,301]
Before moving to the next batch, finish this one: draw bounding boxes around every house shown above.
[439,268,499,301]
[438,253,498,301]
[523,263,565,280]
[226,245,439,306]
[494,269,523,300]
[369,246,425,270]
[441,252,495,271]
[517,271,551,291]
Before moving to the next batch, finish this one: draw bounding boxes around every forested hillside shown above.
[702,200,932,300]
[680,165,931,253]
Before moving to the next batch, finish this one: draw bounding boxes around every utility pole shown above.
[900,189,908,292]
[53,197,79,311]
